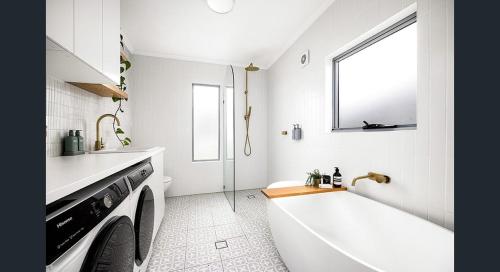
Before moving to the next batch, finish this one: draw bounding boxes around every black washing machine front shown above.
[134,185,155,265]
[80,216,135,272]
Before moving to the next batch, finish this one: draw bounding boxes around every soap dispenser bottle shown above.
[333,167,342,188]
[75,130,84,152]
[63,130,78,156]
[292,124,302,141]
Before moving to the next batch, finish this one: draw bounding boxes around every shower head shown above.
[245,63,260,72]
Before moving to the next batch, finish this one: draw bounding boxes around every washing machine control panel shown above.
[45,178,130,266]
[127,161,154,191]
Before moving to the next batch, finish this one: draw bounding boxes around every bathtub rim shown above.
[267,182,454,272]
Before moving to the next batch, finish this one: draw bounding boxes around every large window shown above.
[192,84,220,161]
[333,13,417,130]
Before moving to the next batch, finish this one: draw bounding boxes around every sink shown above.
[89,147,156,154]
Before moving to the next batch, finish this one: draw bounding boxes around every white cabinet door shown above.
[46,0,74,52]
[102,0,121,84]
[74,0,103,71]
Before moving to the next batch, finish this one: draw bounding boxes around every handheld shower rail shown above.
[244,63,259,156]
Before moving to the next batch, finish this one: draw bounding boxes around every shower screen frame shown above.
[223,65,236,211]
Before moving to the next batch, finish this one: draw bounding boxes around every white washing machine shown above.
[46,171,135,272]
[125,159,157,272]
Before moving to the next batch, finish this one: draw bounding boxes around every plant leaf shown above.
[123,60,131,70]
[112,97,121,102]
[115,128,124,134]
[123,140,130,146]
[125,137,132,143]
[120,67,124,73]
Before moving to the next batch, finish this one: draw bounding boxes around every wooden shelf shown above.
[69,82,128,99]
[261,186,347,199]
[67,48,130,99]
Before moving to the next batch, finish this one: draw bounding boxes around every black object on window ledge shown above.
[362,121,398,129]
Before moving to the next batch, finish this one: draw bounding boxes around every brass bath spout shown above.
[95,114,120,151]
[352,172,391,186]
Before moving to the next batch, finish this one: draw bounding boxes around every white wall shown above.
[130,56,268,196]
[267,0,453,230]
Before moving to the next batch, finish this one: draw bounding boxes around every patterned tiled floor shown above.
[147,189,288,272]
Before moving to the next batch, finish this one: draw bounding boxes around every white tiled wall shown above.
[267,0,454,230]
[46,76,133,156]
[129,56,268,196]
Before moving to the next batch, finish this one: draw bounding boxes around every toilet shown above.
[163,176,173,196]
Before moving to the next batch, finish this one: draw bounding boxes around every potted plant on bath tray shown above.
[306,169,322,187]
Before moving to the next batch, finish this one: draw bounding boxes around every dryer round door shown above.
[134,185,155,265]
[80,216,135,272]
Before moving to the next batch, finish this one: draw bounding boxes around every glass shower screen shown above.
[223,65,235,211]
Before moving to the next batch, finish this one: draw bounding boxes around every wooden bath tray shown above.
[261,186,347,199]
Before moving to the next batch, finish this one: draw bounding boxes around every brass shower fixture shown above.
[351,172,391,186]
[245,63,260,72]
[244,63,260,156]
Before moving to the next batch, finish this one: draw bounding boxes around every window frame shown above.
[192,83,221,162]
[332,12,417,131]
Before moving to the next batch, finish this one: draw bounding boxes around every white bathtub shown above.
[266,181,454,272]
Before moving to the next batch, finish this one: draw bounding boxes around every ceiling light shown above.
[207,0,234,14]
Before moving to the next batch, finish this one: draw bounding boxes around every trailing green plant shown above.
[111,34,132,147]
[306,169,322,186]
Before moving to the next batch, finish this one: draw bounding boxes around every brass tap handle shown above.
[94,138,104,151]
[368,172,391,184]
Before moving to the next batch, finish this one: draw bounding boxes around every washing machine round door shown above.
[81,216,135,272]
[134,185,155,265]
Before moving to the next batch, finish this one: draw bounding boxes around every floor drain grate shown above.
[215,240,228,249]
[247,194,256,199]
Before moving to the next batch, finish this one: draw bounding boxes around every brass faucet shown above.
[95,114,120,151]
[352,172,391,186]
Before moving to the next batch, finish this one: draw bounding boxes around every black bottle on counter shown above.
[333,167,342,188]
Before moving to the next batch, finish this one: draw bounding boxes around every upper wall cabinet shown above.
[46,0,120,85]
[46,0,74,52]
[74,0,103,72]
[102,0,121,83]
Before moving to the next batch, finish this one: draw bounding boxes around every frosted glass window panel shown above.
[225,87,234,160]
[336,21,417,129]
[193,84,220,161]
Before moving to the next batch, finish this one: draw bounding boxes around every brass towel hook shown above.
[351,172,390,186]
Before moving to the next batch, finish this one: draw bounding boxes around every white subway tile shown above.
[266,0,453,230]
[45,76,132,156]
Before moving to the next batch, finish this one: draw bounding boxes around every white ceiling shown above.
[121,0,335,69]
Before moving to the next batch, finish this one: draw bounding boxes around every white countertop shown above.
[46,147,165,205]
